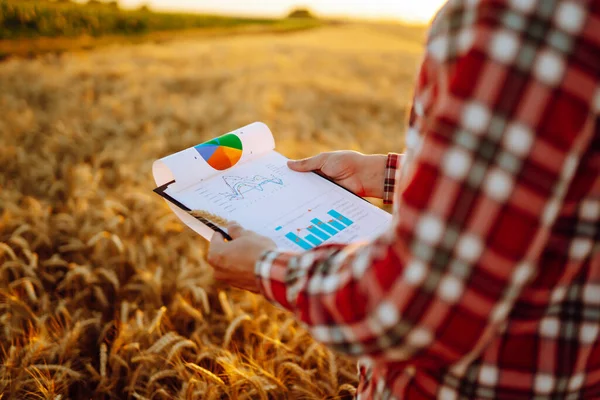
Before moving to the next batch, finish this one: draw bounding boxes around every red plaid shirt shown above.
[255,1,600,398]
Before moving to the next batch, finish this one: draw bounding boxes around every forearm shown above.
[254,17,583,364]
[256,130,578,366]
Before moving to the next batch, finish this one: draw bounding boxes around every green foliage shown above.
[0,0,281,39]
[287,8,317,19]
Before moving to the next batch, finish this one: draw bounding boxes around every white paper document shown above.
[153,122,392,251]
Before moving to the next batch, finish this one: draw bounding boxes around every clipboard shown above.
[154,180,233,241]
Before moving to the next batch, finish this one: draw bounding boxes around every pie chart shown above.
[194,134,243,170]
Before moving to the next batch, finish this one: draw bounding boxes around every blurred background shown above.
[0,1,444,398]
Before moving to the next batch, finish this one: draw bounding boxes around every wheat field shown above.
[0,23,425,399]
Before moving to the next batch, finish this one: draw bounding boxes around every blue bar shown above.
[304,234,322,247]
[328,219,346,231]
[275,226,282,231]
[307,225,330,241]
[311,218,338,236]
[285,232,313,250]
[327,209,354,227]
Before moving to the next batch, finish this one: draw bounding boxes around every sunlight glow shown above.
[118,0,448,23]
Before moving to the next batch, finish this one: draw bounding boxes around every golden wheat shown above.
[189,210,231,226]
[185,363,225,386]
[97,347,107,380]
[0,22,421,399]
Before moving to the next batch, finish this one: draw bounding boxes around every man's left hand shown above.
[207,223,277,292]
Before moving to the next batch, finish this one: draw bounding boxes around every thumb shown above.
[287,153,327,172]
[227,222,246,239]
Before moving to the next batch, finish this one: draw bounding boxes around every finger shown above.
[211,231,225,243]
[227,222,246,239]
[287,153,327,172]
[213,270,227,281]
[207,232,225,265]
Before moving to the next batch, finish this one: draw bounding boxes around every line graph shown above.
[220,174,284,201]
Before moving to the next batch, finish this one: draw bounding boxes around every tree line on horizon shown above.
[0,0,319,40]
[1,0,321,40]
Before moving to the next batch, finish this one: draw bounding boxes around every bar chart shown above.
[283,209,354,250]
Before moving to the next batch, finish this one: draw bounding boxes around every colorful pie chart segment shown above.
[194,133,243,170]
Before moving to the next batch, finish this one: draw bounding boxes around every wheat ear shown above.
[99,343,107,378]
[185,363,224,386]
[190,210,230,226]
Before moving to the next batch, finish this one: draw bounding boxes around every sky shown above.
[118,0,448,23]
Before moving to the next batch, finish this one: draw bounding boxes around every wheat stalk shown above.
[148,369,178,387]
[189,210,230,226]
[339,367,360,383]
[0,243,18,261]
[135,310,144,328]
[96,268,119,290]
[147,332,180,354]
[99,343,107,378]
[84,363,101,381]
[120,301,130,325]
[189,286,210,315]
[166,339,196,362]
[185,363,224,386]
[174,294,204,323]
[246,376,269,400]
[224,314,251,347]
[148,306,166,333]
[338,383,357,396]
[28,365,83,380]
[122,342,140,352]
[92,286,109,308]
[110,353,130,372]
[218,291,233,320]
[328,350,338,389]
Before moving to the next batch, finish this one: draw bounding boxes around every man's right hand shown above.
[287,151,388,199]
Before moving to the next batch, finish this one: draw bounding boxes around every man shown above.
[208,0,600,398]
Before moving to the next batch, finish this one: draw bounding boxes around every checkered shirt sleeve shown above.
[383,153,401,205]
[255,0,599,397]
